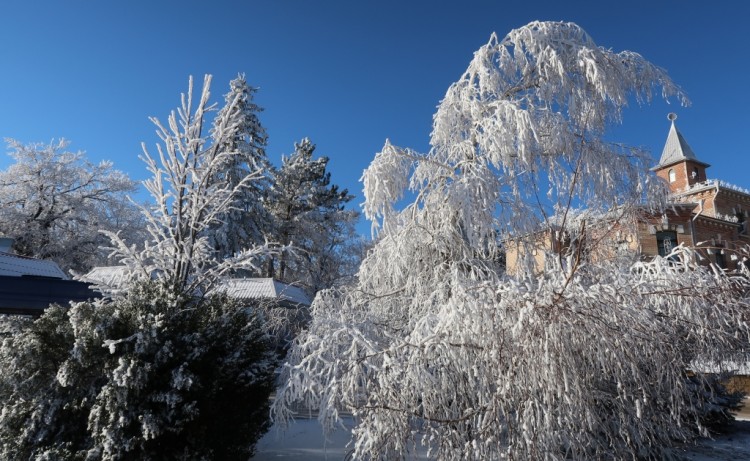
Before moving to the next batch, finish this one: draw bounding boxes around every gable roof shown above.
[217,278,311,306]
[654,119,710,169]
[0,252,68,279]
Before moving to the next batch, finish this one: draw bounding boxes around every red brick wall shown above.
[691,217,740,270]
[655,160,708,193]
[637,214,694,257]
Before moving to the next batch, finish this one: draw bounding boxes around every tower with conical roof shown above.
[645,113,750,270]
[505,113,750,274]
[651,113,710,193]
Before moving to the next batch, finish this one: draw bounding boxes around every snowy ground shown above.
[253,401,750,461]
[679,421,750,461]
[254,417,433,461]
[253,417,358,461]
[680,402,750,461]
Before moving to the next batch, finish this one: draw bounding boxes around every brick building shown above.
[505,114,750,274]
[643,114,750,269]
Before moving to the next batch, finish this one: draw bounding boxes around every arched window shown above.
[668,168,676,183]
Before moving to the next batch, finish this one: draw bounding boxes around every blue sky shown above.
[1,1,748,235]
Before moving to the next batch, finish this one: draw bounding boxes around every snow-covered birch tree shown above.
[103,74,274,295]
[274,21,750,460]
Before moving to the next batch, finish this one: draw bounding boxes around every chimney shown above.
[0,238,14,254]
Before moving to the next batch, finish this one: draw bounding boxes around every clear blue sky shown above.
[1,1,748,235]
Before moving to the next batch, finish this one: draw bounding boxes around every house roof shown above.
[217,278,311,306]
[653,117,710,170]
[0,275,98,316]
[0,252,68,279]
[83,267,313,307]
[84,265,129,288]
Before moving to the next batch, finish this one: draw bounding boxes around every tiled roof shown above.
[0,252,67,279]
[217,278,311,306]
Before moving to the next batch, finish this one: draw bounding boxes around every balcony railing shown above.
[675,179,750,196]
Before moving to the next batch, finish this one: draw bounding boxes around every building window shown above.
[656,231,677,257]
[668,169,676,183]
[714,248,727,269]
[737,209,747,235]
[692,167,699,181]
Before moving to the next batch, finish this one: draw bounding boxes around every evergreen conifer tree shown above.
[208,74,273,259]
[265,138,356,291]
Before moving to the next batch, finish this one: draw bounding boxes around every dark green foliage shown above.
[687,372,745,433]
[0,281,276,460]
[265,138,359,291]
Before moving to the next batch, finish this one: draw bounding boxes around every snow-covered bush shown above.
[273,21,750,460]
[0,282,276,460]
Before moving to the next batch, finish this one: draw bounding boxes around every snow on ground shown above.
[254,416,430,460]
[679,421,750,461]
[253,417,357,461]
[253,402,750,461]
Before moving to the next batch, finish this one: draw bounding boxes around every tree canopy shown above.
[274,21,750,460]
[0,76,280,460]
[0,139,142,274]
[265,138,358,293]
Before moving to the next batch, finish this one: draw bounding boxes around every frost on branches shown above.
[265,137,358,293]
[103,75,275,296]
[0,139,141,274]
[0,76,280,460]
[274,21,750,460]
[207,74,274,260]
[0,283,276,460]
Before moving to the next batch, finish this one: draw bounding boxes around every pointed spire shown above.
[655,113,707,168]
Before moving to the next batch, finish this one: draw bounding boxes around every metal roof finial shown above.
[667,112,677,123]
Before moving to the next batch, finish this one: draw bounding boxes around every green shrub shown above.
[0,281,276,460]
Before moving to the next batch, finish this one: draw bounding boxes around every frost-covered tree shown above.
[104,75,274,295]
[0,75,278,460]
[0,283,276,460]
[274,21,750,460]
[207,74,274,259]
[0,139,142,273]
[265,138,358,292]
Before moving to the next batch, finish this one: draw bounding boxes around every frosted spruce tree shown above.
[274,21,750,460]
[0,75,277,460]
[104,75,274,295]
[208,74,274,260]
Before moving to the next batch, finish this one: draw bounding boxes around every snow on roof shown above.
[217,278,311,306]
[84,265,129,288]
[0,252,68,279]
[83,269,312,307]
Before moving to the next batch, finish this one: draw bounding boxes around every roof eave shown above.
[650,158,712,171]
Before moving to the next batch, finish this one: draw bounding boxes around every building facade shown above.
[505,115,750,274]
[642,115,749,270]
